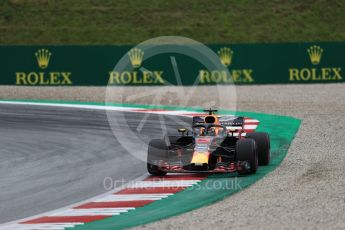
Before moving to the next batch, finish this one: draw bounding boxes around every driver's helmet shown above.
[208,127,217,136]
[209,127,226,136]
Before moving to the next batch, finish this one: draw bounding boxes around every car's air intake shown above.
[204,115,216,123]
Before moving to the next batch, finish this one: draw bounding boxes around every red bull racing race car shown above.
[147,109,270,176]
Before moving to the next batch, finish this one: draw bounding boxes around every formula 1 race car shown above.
[147,109,270,176]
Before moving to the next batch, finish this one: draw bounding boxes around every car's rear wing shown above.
[192,115,245,127]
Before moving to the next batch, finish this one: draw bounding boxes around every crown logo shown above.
[128,48,144,68]
[217,47,233,67]
[35,49,51,69]
[307,45,323,65]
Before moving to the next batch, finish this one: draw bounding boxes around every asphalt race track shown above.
[0,104,189,224]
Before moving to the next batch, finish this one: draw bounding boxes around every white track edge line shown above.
[0,174,149,228]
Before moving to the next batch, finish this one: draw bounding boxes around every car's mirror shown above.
[228,127,238,132]
[178,128,189,136]
[227,127,238,137]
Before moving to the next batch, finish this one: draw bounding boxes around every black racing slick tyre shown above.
[147,139,168,176]
[247,132,270,166]
[236,139,258,174]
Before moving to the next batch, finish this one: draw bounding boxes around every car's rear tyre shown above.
[147,139,168,176]
[247,132,270,166]
[236,139,258,174]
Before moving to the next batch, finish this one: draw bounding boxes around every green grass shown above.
[0,0,344,44]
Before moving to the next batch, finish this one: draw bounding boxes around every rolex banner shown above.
[0,42,344,86]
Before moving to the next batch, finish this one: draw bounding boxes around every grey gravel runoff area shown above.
[0,84,344,229]
[131,84,345,230]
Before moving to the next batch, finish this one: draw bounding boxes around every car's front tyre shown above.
[236,139,258,174]
[247,132,270,166]
[147,139,168,176]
